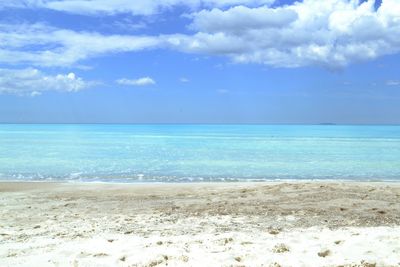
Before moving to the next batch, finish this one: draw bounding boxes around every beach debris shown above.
[179,255,189,262]
[148,259,163,267]
[7,252,17,258]
[107,239,114,243]
[272,243,290,253]
[269,263,282,267]
[234,256,242,262]
[224,237,234,244]
[360,261,377,267]
[93,253,108,257]
[156,241,163,245]
[119,256,126,262]
[334,240,343,245]
[33,225,41,229]
[268,228,281,235]
[318,249,331,257]
[337,260,376,267]
[240,189,250,195]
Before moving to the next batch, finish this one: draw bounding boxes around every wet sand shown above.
[1,181,400,266]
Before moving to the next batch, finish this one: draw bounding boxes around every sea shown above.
[0,124,399,182]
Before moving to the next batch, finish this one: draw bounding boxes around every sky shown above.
[0,0,400,124]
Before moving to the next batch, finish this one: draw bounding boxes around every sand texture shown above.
[1,181,400,266]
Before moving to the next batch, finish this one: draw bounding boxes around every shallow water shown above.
[0,124,399,182]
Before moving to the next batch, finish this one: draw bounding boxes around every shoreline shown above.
[1,181,400,266]
[1,178,400,185]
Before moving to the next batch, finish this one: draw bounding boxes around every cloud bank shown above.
[177,0,400,68]
[1,0,400,69]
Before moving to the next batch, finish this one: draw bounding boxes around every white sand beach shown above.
[1,182,400,267]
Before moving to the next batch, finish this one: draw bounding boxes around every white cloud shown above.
[180,77,190,83]
[0,23,162,67]
[386,80,400,86]
[116,77,156,86]
[1,0,400,69]
[189,5,298,33]
[170,0,400,68]
[0,68,92,96]
[0,0,275,15]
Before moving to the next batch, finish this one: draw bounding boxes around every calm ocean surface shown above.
[0,124,399,182]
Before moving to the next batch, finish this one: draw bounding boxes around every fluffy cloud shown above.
[189,5,298,33]
[0,0,275,15]
[1,0,400,68]
[0,68,92,96]
[173,0,400,68]
[116,77,156,86]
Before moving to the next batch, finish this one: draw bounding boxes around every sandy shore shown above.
[1,181,400,267]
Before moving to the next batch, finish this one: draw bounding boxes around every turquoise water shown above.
[0,124,399,182]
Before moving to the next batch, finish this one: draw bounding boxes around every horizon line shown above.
[1,123,400,126]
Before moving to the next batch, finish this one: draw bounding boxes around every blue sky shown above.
[0,0,399,124]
